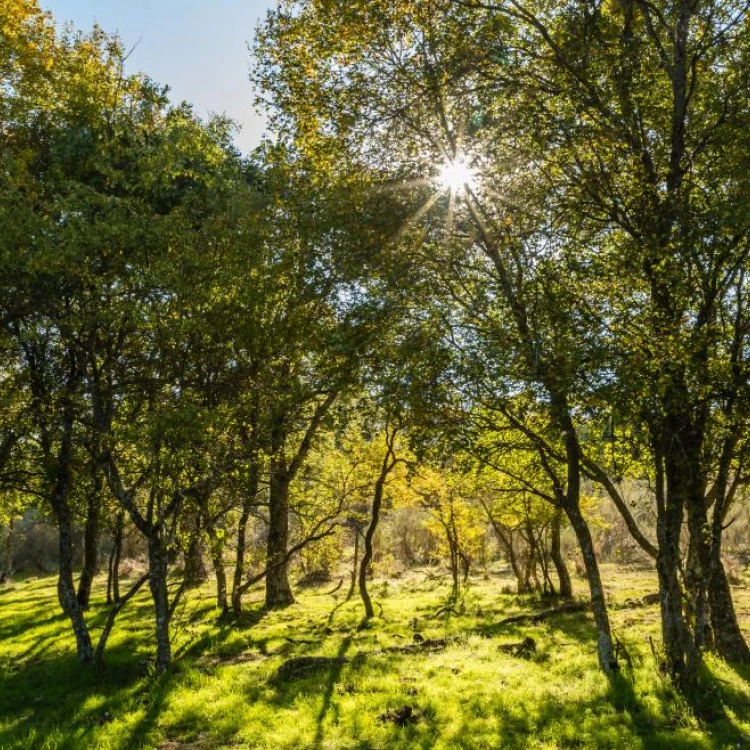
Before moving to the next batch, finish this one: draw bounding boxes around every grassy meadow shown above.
[1,565,750,749]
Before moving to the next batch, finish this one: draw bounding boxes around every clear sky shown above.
[42,0,275,154]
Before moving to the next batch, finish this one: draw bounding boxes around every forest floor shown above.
[1,564,750,749]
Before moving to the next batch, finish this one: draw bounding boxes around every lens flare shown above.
[437,157,476,194]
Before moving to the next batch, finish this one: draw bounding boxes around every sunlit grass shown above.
[0,565,749,748]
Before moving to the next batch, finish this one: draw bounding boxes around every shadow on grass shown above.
[469,603,750,749]
[311,634,354,749]
[0,638,155,750]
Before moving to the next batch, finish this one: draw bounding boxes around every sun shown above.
[437,157,476,194]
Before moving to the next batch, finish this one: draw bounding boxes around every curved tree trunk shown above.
[106,511,124,605]
[77,473,102,610]
[558,410,617,673]
[358,478,384,619]
[58,502,94,664]
[359,428,399,619]
[708,559,750,662]
[566,503,616,671]
[231,460,259,614]
[550,510,572,598]
[705,440,750,663]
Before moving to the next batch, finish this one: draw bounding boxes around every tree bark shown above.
[148,535,171,673]
[49,364,94,665]
[58,500,94,664]
[231,459,259,613]
[565,502,617,671]
[208,528,227,612]
[550,510,572,598]
[359,431,399,619]
[0,519,15,584]
[77,472,102,610]
[347,526,359,601]
[107,511,124,605]
[184,513,208,588]
[705,437,750,662]
[655,431,700,692]
[265,463,294,607]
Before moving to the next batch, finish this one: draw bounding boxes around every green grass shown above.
[1,565,750,749]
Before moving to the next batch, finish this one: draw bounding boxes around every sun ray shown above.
[390,191,442,245]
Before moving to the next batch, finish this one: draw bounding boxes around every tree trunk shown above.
[148,535,171,673]
[0,519,15,584]
[207,527,227,612]
[707,510,750,662]
[566,503,616,671]
[50,375,94,665]
[656,420,704,691]
[538,528,555,595]
[347,527,359,601]
[107,511,123,605]
[550,510,572,598]
[685,502,713,652]
[708,559,750,662]
[359,459,391,619]
[231,461,259,614]
[506,531,529,594]
[705,439,750,663]
[58,503,94,664]
[184,514,208,588]
[265,463,294,607]
[77,475,102,610]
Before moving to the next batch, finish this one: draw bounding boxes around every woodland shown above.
[2,0,750,747]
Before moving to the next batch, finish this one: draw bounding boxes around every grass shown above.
[1,564,750,749]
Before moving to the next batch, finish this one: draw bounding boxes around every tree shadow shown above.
[0,639,155,750]
[311,634,354,749]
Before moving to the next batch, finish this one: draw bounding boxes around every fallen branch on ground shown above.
[496,601,589,627]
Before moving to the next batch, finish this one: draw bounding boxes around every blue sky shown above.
[43,0,275,153]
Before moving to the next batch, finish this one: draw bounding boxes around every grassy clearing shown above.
[1,565,750,749]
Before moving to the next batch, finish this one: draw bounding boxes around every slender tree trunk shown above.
[550,510,572,598]
[448,527,460,599]
[58,502,94,664]
[538,528,555,595]
[524,522,542,591]
[265,463,294,607]
[184,514,208,588]
[213,552,227,612]
[94,573,149,668]
[0,519,14,584]
[231,461,259,614]
[207,527,227,612]
[77,473,102,610]
[359,457,392,619]
[107,511,123,605]
[50,371,94,665]
[148,535,171,673]
[566,503,617,671]
[506,531,528,593]
[347,527,359,601]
